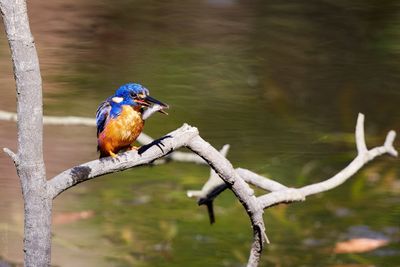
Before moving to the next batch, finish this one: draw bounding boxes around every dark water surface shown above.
[0,1,399,266]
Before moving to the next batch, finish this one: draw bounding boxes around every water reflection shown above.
[0,0,399,266]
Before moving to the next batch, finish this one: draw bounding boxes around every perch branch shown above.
[47,124,199,198]
[47,125,270,267]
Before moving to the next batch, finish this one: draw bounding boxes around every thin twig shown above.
[3,147,19,166]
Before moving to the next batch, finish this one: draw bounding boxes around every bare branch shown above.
[164,151,205,164]
[136,132,206,165]
[184,114,396,267]
[0,110,18,122]
[187,144,230,200]
[258,188,306,208]
[187,145,230,224]
[186,164,287,228]
[47,124,199,198]
[0,110,96,127]
[0,110,154,142]
[186,163,288,226]
[48,125,270,266]
[236,168,288,192]
[257,115,398,209]
[187,135,270,262]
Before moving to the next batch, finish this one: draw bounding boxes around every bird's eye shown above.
[130,92,137,98]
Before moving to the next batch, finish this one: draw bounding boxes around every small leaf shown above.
[334,238,389,254]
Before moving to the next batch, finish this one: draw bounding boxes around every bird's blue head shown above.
[112,83,168,111]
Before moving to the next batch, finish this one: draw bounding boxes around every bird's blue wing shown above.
[96,99,112,136]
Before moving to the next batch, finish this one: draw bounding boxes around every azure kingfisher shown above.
[96,83,168,158]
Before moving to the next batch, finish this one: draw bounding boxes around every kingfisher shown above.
[96,83,169,158]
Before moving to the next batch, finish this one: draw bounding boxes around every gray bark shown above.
[0,0,51,266]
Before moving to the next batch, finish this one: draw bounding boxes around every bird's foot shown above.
[109,151,118,158]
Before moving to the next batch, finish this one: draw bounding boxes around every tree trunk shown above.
[0,0,50,266]
[22,183,52,266]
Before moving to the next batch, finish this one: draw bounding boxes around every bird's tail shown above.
[99,151,108,158]
[97,144,108,158]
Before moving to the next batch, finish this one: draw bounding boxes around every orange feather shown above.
[98,105,144,158]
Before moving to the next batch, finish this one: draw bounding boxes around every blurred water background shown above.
[0,0,399,266]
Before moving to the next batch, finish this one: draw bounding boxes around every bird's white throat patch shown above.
[112,97,124,103]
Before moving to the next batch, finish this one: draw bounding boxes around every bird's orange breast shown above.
[98,105,144,157]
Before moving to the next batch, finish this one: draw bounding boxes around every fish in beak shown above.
[142,95,169,115]
[134,95,169,114]
[134,94,169,119]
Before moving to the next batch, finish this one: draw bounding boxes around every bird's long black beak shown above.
[145,95,168,108]
[136,95,169,114]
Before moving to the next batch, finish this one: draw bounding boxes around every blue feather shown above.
[95,98,111,136]
[96,83,146,136]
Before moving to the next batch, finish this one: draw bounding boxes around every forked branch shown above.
[186,113,397,267]
[42,113,398,267]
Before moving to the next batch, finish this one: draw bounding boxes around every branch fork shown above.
[186,113,397,267]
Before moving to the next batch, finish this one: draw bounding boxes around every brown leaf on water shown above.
[53,210,94,225]
[333,238,389,254]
